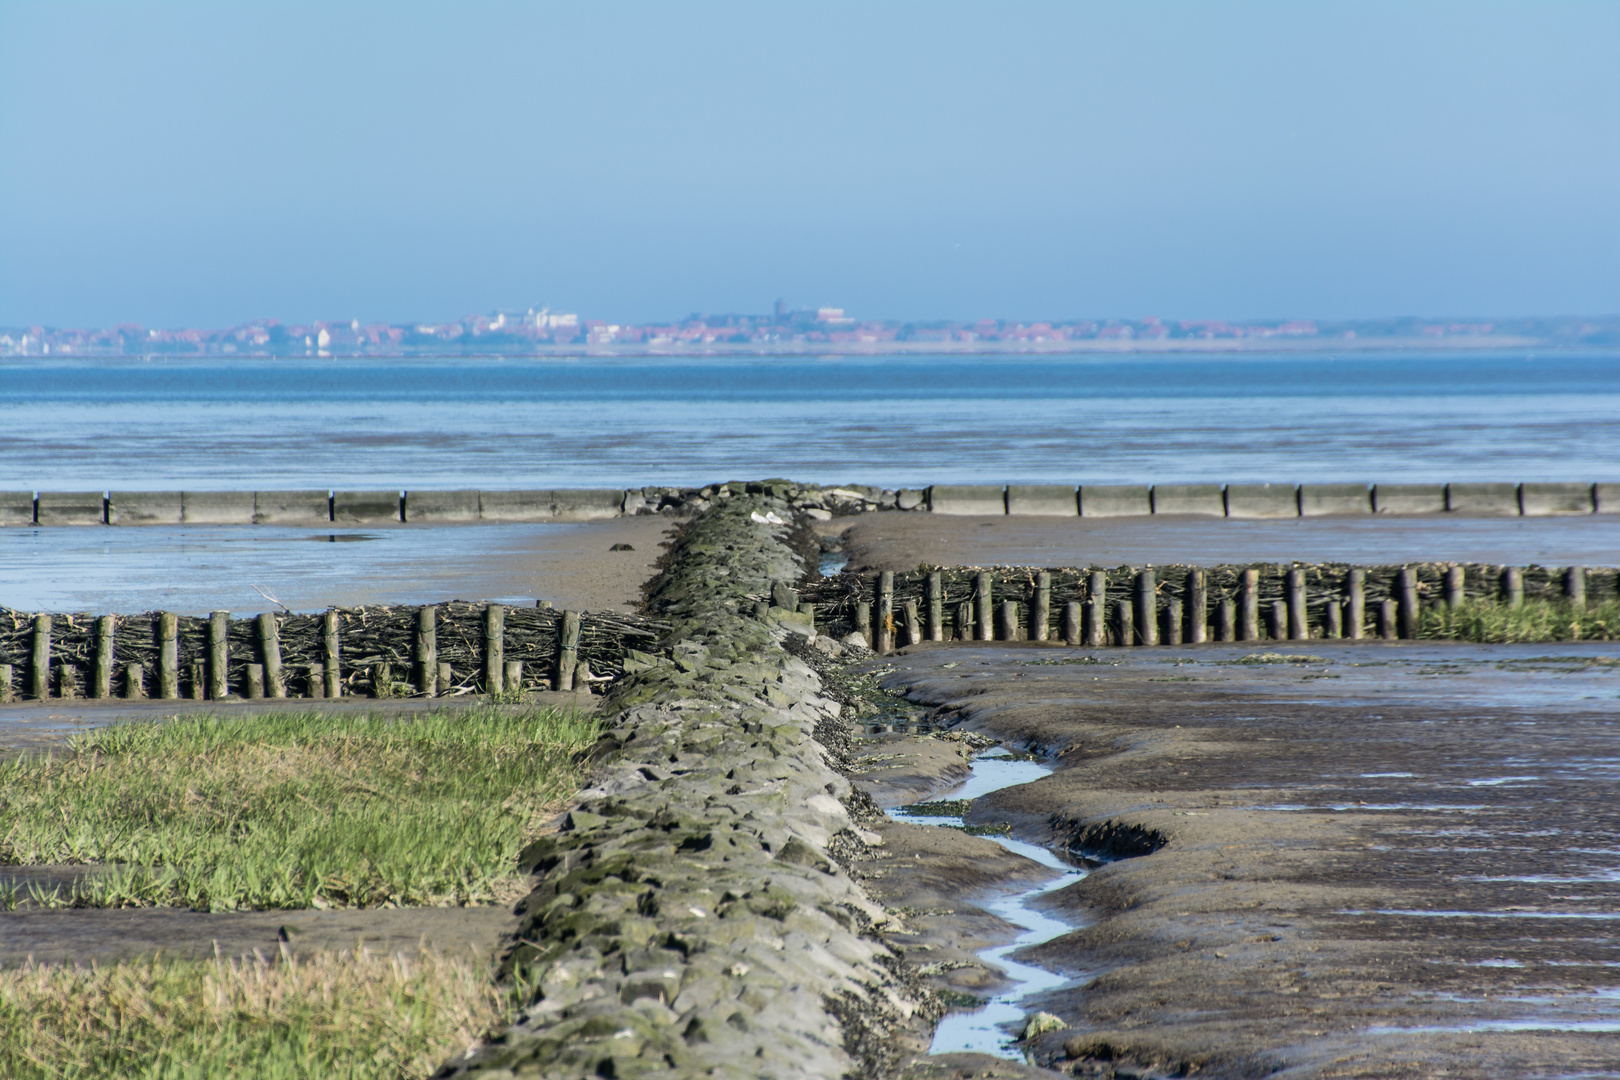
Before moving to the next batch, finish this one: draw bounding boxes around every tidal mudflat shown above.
[870,640,1620,1078]
[0,515,673,615]
[841,511,1620,574]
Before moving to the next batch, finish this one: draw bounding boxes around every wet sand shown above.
[839,512,1620,572]
[0,515,676,615]
[873,640,1620,1078]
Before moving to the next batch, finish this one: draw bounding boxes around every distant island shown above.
[4,305,1618,358]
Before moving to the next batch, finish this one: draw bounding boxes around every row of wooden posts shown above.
[0,604,592,704]
[845,565,1592,652]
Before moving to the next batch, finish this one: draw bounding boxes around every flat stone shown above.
[1006,485,1079,517]
[1372,483,1445,515]
[1079,485,1150,518]
[1297,483,1371,516]
[1150,484,1223,516]
[928,485,1006,516]
[1223,483,1298,518]
[1520,481,1594,516]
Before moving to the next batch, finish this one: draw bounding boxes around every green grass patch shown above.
[0,946,509,1080]
[1418,599,1620,643]
[0,703,599,910]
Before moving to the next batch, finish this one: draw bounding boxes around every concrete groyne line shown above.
[442,495,936,1080]
[2,479,1614,527]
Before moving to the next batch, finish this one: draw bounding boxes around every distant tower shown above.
[774,298,786,320]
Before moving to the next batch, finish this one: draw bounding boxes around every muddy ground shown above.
[870,639,1620,1078]
[839,511,1620,573]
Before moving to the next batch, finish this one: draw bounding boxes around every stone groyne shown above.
[442,495,934,1080]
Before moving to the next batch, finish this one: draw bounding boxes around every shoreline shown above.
[2,336,1594,362]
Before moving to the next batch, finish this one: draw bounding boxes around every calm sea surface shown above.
[2,351,1617,489]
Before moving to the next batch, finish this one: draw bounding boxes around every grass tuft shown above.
[0,946,510,1080]
[0,702,599,910]
[1417,599,1620,643]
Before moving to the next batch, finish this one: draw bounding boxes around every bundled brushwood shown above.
[795,561,1619,641]
[0,603,668,702]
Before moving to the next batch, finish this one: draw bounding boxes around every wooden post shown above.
[975,571,994,642]
[30,614,50,700]
[1378,598,1398,640]
[1135,570,1157,646]
[437,663,452,695]
[206,611,229,699]
[1216,598,1235,642]
[0,664,11,703]
[157,611,180,700]
[954,600,972,641]
[1117,594,1134,647]
[1238,569,1260,641]
[256,612,284,698]
[94,615,115,699]
[1566,566,1587,609]
[307,664,325,698]
[244,663,263,699]
[1187,569,1207,644]
[504,660,523,691]
[1444,565,1465,609]
[855,600,872,643]
[876,571,895,653]
[997,600,1019,641]
[556,610,581,692]
[903,599,921,647]
[416,605,438,697]
[189,661,206,699]
[1501,566,1523,608]
[1286,568,1308,641]
[1270,600,1288,641]
[1325,602,1343,639]
[1085,570,1107,647]
[58,665,79,700]
[323,610,342,699]
[1032,571,1051,642]
[125,662,146,699]
[1346,569,1366,640]
[1397,567,1419,639]
[1062,600,1080,646]
[926,572,944,642]
[484,604,506,693]
[1163,598,1182,645]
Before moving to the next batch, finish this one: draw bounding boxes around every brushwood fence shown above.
[0,603,667,703]
[794,562,1618,651]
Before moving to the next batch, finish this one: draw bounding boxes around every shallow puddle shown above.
[888,749,1086,1059]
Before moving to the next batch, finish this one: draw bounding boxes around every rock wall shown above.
[443,495,932,1080]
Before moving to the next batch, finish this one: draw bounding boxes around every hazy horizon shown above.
[3,2,1617,329]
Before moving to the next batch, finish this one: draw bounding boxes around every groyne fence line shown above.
[0,603,668,704]
[1,479,1616,526]
[928,480,1619,518]
[791,561,1618,651]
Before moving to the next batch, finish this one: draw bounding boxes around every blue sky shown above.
[1,1,1617,328]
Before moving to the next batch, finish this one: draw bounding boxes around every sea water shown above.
[2,351,1617,489]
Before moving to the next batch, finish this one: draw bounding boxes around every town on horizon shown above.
[3,305,1618,358]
